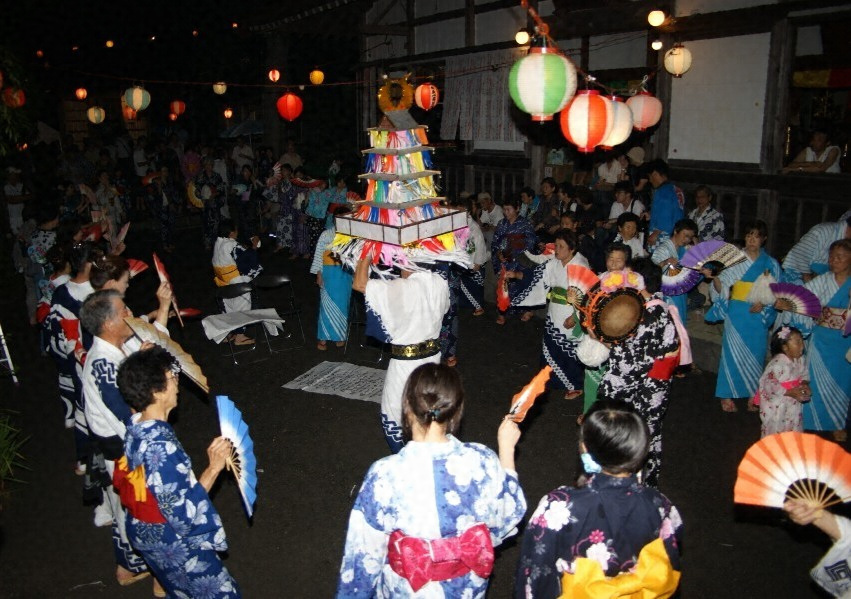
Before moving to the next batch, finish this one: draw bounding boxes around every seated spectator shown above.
[688,184,725,242]
[782,128,841,174]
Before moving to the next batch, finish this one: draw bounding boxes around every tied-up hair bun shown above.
[426,408,441,421]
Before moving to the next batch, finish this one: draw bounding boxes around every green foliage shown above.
[0,410,29,510]
[0,45,35,158]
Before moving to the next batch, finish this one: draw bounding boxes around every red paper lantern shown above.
[122,105,136,121]
[170,100,186,116]
[168,112,178,121]
[414,83,439,110]
[268,69,281,83]
[559,90,613,153]
[276,93,303,121]
[2,87,26,108]
[223,108,233,119]
[626,91,663,131]
[75,87,88,100]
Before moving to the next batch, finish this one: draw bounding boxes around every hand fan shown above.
[124,317,209,393]
[843,293,851,337]
[496,267,510,313]
[745,271,777,306]
[565,265,600,306]
[216,395,257,519]
[187,181,203,207]
[680,240,746,271]
[661,264,702,296]
[769,283,822,318]
[126,259,148,278]
[116,222,130,244]
[82,223,104,242]
[152,252,184,327]
[734,432,851,509]
[177,308,202,319]
[507,366,552,423]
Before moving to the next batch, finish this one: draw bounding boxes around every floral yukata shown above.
[515,473,682,599]
[757,353,808,437]
[122,416,240,598]
[597,295,681,488]
[337,436,526,598]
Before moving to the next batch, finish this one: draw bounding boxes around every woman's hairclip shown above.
[777,326,791,340]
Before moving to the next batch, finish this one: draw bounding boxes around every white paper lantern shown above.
[664,43,693,78]
[212,82,227,95]
[626,91,663,131]
[599,96,633,150]
[87,106,106,124]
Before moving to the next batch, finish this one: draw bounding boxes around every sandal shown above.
[317,341,328,351]
[233,334,255,346]
[520,311,534,322]
[335,341,345,347]
[473,308,485,317]
[720,399,738,413]
[445,356,457,367]
[496,315,506,325]
[116,568,151,587]
[832,430,848,443]
[564,390,583,400]
[153,578,166,598]
[746,398,759,412]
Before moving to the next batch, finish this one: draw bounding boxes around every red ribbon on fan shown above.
[387,523,494,591]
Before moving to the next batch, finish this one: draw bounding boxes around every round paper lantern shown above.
[626,91,663,131]
[559,90,614,153]
[105,40,115,48]
[414,83,439,110]
[651,40,663,51]
[124,86,151,111]
[309,69,324,85]
[170,100,186,116]
[647,10,666,27]
[86,106,106,124]
[2,88,26,108]
[212,81,227,95]
[377,78,414,113]
[276,93,303,121]
[509,44,577,122]
[75,87,88,100]
[168,113,178,121]
[224,108,233,119]
[515,29,530,45]
[664,43,693,78]
[268,69,281,83]
[122,105,136,121]
[599,96,634,150]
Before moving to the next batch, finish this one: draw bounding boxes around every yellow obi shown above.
[559,538,681,599]
[213,264,239,287]
[322,251,340,267]
[730,281,753,302]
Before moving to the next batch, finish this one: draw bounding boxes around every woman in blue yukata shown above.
[337,363,527,598]
[310,206,353,350]
[491,196,538,324]
[650,218,698,320]
[515,401,683,598]
[116,347,240,599]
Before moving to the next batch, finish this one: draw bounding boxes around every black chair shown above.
[212,282,269,365]
[253,273,305,350]
[344,290,386,364]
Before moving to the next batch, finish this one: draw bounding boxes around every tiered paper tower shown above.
[332,110,470,271]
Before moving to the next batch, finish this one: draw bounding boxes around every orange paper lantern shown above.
[559,90,614,153]
[414,83,439,110]
[224,108,233,119]
[75,87,88,100]
[276,93,303,121]
[2,87,26,108]
[170,100,186,116]
[309,69,325,85]
[626,91,663,131]
[168,113,178,121]
[268,69,281,83]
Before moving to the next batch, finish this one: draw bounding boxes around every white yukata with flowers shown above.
[336,435,526,598]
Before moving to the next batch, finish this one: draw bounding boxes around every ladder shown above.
[0,322,19,385]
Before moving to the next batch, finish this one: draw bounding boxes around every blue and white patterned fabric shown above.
[337,435,526,598]
[124,416,240,598]
[782,221,847,284]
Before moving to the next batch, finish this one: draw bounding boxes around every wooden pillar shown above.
[263,34,288,154]
[465,0,475,47]
[407,0,416,55]
[652,33,672,161]
[760,18,795,174]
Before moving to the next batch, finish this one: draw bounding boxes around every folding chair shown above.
[253,273,305,350]
[213,282,271,365]
[0,322,19,385]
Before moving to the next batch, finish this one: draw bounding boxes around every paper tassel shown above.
[576,336,610,367]
[746,271,777,306]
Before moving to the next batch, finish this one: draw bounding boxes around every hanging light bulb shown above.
[515,29,530,45]
[647,10,666,27]
[651,40,663,51]
[213,82,227,95]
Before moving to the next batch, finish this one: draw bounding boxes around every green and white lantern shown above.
[509,44,577,122]
[124,86,151,111]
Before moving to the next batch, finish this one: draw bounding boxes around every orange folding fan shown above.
[734,432,851,509]
[507,366,552,423]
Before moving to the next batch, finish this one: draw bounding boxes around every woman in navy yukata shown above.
[116,347,240,599]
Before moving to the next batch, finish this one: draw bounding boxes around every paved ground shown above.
[0,218,846,598]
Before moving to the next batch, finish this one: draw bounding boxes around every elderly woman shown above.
[116,347,240,598]
[491,196,537,325]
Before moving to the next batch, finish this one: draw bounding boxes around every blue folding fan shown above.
[661,264,702,296]
[216,395,257,519]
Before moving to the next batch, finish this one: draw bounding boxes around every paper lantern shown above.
[626,91,663,131]
[509,42,577,122]
[168,112,178,121]
[664,43,693,78]
[559,90,614,153]
[599,96,633,150]
[276,93,303,121]
[213,82,227,95]
[515,29,530,45]
[2,88,26,108]
[647,10,666,27]
[122,105,136,121]
[170,100,186,116]
[224,108,233,119]
[87,106,106,124]
[651,40,663,51]
[105,40,115,48]
[309,69,324,85]
[75,87,88,100]
[268,69,281,83]
[414,83,439,110]
[124,86,151,111]
[377,78,414,113]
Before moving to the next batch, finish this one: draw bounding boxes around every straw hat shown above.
[625,147,645,166]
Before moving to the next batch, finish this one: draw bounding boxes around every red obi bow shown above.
[387,523,494,592]
[113,457,166,524]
